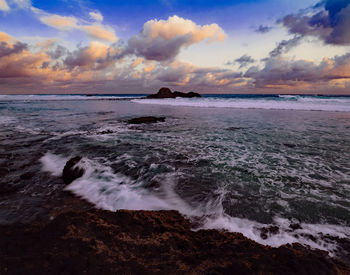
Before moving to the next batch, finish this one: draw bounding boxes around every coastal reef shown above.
[1,208,349,274]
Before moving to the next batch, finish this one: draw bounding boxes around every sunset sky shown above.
[1,0,350,94]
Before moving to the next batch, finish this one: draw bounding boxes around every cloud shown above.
[131,57,144,68]
[35,9,117,42]
[245,53,350,92]
[269,35,302,57]
[39,14,78,30]
[281,0,350,45]
[80,25,117,42]
[89,11,103,22]
[1,28,350,94]
[47,45,68,59]
[0,0,10,11]
[0,0,31,11]
[12,0,31,9]
[63,41,121,71]
[254,25,272,33]
[0,40,27,58]
[0,32,12,42]
[226,54,255,68]
[127,15,226,61]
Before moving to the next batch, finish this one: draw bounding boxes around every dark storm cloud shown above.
[281,0,350,45]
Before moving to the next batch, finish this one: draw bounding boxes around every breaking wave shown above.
[132,96,350,112]
[40,152,350,256]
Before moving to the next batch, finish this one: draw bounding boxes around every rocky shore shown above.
[1,204,349,274]
[1,104,350,274]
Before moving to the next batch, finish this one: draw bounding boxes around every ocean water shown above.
[1,94,350,259]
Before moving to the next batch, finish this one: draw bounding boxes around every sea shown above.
[1,94,350,261]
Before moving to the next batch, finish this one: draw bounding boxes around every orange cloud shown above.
[35,9,118,42]
[80,25,117,42]
[128,15,226,61]
[143,15,226,43]
[0,0,9,11]
[40,15,78,30]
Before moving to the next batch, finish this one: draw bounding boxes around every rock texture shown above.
[127,116,165,124]
[62,156,85,184]
[147,87,201,99]
[1,209,349,274]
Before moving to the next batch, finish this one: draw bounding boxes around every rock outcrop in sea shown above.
[147,87,201,99]
[62,156,85,184]
[127,116,166,124]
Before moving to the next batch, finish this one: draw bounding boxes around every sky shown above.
[0,0,350,94]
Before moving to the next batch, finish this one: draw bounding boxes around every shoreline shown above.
[1,191,350,274]
[1,101,350,274]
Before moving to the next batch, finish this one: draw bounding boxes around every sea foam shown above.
[40,152,350,256]
[132,96,350,112]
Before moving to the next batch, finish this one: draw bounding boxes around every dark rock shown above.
[62,156,85,184]
[97,129,114,135]
[173,91,201,98]
[0,209,349,274]
[260,225,280,240]
[284,143,297,148]
[147,87,201,99]
[290,223,303,230]
[0,182,19,195]
[0,167,9,177]
[226,127,243,131]
[20,172,35,180]
[127,116,165,124]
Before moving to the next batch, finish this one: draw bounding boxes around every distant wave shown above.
[132,96,350,112]
[0,94,145,101]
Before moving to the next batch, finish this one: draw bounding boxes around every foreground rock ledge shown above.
[1,209,349,274]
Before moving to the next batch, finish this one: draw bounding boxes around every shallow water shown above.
[1,95,350,259]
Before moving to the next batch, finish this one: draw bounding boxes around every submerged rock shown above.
[226,127,244,131]
[62,156,85,184]
[259,225,280,240]
[127,116,165,124]
[284,143,297,148]
[0,209,349,274]
[97,129,114,135]
[147,87,201,99]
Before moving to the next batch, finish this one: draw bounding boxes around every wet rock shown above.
[62,156,85,184]
[0,182,19,195]
[20,172,35,180]
[0,167,9,177]
[147,87,201,99]
[97,129,113,135]
[284,143,297,148]
[127,116,165,124]
[0,209,349,274]
[226,127,243,131]
[290,223,303,230]
[260,225,280,240]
